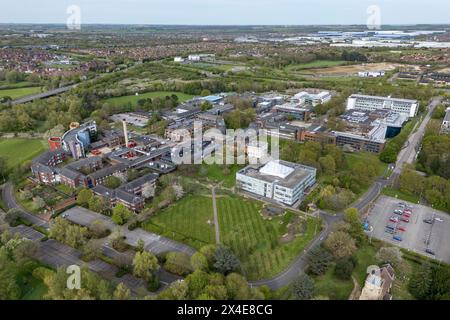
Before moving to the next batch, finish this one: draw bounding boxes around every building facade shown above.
[347,94,419,118]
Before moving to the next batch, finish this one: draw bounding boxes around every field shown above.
[0,86,42,99]
[143,195,215,249]
[104,91,194,106]
[0,139,47,169]
[298,62,406,76]
[144,192,320,280]
[200,163,242,188]
[285,60,348,71]
[216,196,321,280]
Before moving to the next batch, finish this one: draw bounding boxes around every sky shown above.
[0,0,449,25]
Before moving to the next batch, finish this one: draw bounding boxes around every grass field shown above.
[200,164,242,188]
[104,91,194,106]
[143,195,215,249]
[216,196,321,280]
[382,186,420,204]
[285,60,348,71]
[0,139,47,169]
[0,87,42,99]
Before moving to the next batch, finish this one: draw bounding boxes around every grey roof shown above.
[66,156,103,170]
[88,163,127,180]
[444,108,450,122]
[120,173,159,192]
[60,167,85,180]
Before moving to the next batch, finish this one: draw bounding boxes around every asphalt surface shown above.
[368,196,450,264]
[10,84,78,106]
[63,206,196,256]
[2,182,49,228]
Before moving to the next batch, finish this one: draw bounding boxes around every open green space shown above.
[285,60,348,71]
[313,265,355,300]
[104,91,194,106]
[143,194,215,249]
[199,163,242,188]
[0,86,42,99]
[382,186,421,204]
[216,196,321,280]
[0,139,47,169]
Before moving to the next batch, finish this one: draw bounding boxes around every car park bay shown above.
[367,195,450,264]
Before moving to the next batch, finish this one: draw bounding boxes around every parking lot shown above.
[367,195,450,264]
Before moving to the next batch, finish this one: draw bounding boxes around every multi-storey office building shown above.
[236,160,317,206]
[346,94,419,118]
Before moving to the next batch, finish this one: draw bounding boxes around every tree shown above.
[164,252,193,276]
[225,273,252,300]
[190,252,209,271]
[408,262,433,300]
[113,283,131,300]
[112,204,132,225]
[0,256,21,300]
[324,231,357,260]
[307,246,333,276]
[82,239,102,261]
[89,219,109,238]
[136,239,145,253]
[214,246,240,275]
[334,256,356,280]
[49,217,87,248]
[0,156,7,181]
[291,273,315,300]
[4,208,21,226]
[32,196,46,210]
[77,189,93,207]
[88,196,109,214]
[199,244,217,269]
[104,176,122,189]
[376,247,403,268]
[19,189,33,201]
[344,208,366,245]
[133,251,160,283]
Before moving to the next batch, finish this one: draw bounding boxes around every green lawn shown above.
[382,186,421,204]
[313,265,354,300]
[104,91,194,106]
[0,139,47,169]
[345,152,388,177]
[199,163,242,188]
[217,196,321,280]
[285,60,348,71]
[143,192,321,281]
[143,195,215,249]
[0,86,42,99]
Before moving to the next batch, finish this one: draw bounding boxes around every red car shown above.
[403,210,412,214]
[389,217,399,223]
[398,226,407,232]
[401,218,410,223]
[404,213,411,218]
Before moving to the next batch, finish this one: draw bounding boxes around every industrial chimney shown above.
[122,120,129,147]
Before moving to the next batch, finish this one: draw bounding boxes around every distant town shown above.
[0,20,449,303]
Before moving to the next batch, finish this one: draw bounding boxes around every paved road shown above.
[2,182,49,228]
[10,84,78,106]
[251,97,442,289]
[392,97,442,181]
[63,206,196,256]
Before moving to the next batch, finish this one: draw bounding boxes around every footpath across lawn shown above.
[143,194,215,249]
[216,196,321,281]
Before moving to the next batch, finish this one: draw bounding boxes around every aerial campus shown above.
[0,2,450,305]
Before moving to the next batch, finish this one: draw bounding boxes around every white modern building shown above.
[440,107,450,135]
[346,94,419,118]
[358,71,386,78]
[293,91,332,106]
[236,160,317,206]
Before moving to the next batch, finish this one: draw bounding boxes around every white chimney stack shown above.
[122,120,129,147]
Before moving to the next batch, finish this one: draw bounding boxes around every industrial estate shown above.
[0,3,450,305]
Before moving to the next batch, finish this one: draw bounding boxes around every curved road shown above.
[1,98,441,291]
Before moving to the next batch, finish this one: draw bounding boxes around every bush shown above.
[164,252,193,276]
[334,256,357,280]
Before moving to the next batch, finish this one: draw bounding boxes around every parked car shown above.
[425,249,435,255]
[393,235,403,242]
[423,219,433,224]
[385,228,395,234]
[386,224,396,230]
[403,212,411,218]
[398,226,407,232]
[403,209,412,214]
[389,216,399,223]
[394,209,403,215]
[401,218,410,223]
